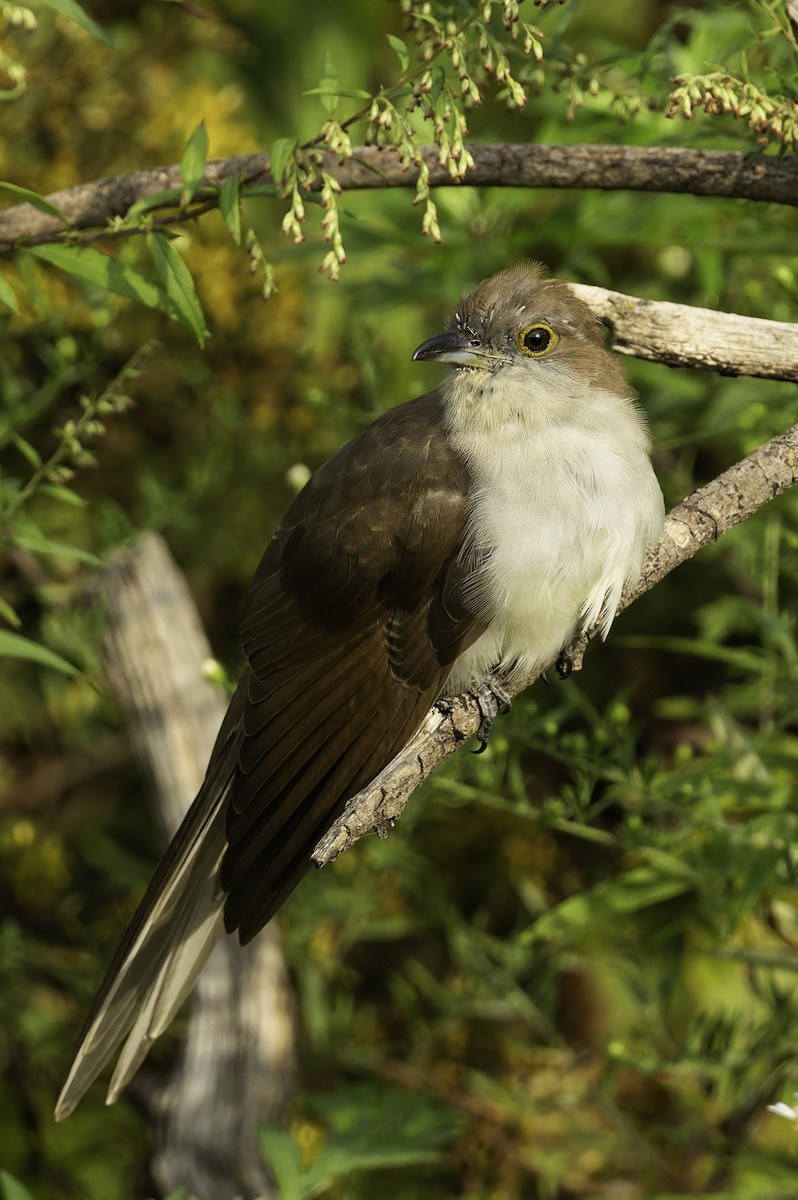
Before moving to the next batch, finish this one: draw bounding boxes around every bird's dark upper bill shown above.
[412,330,477,364]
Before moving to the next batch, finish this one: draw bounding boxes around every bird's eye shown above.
[519,323,558,358]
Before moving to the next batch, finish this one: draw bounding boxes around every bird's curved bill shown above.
[412,330,487,367]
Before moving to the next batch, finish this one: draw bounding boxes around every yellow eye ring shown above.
[518,323,558,358]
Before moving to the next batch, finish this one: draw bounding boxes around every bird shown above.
[55,261,665,1120]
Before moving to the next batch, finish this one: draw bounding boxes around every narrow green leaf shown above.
[257,1129,305,1200]
[125,186,184,219]
[0,273,18,313]
[28,243,172,315]
[429,64,446,103]
[238,182,279,199]
[37,483,87,507]
[618,634,765,674]
[35,0,113,45]
[386,33,410,72]
[147,233,208,346]
[525,866,695,945]
[713,946,798,972]
[304,87,373,101]
[13,525,101,565]
[0,472,15,504]
[0,596,21,627]
[0,181,68,223]
[0,631,80,678]
[306,1139,438,1186]
[180,120,209,201]
[11,433,42,468]
[318,49,340,117]
[269,137,298,188]
[218,175,241,245]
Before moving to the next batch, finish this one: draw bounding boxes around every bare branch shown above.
[571,284,798,382]
[1,142,796,247]
[312,419,798,868]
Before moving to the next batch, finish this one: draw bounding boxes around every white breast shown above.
[442,367,664,693]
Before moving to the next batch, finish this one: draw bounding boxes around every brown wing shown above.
[54,389,487,1119]
[221,389,486,943]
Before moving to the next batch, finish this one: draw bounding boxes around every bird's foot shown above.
[473,679,512,754]
[555,644,575,680]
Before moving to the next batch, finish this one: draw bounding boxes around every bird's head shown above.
[413,262,625,396]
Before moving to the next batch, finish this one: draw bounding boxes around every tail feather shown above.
[148,904,226,1043]
[107,907,225,1104]
[54,787,230,1122]
[105,959,168,1106]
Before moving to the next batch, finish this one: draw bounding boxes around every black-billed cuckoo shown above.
[56,262,665,1119]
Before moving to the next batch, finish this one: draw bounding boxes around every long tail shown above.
[54,688,245,1121]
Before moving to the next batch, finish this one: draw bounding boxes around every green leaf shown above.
[0,631,80,678]
[180,120,209,202]
[386,33,410,72]
[618,634,765,674]
[257,1129,307,1200]
[27,243,172,315]
[305,1137,438,1188]
[0,273,18,313]
[429,64,446,103]
[318,49,340,117]
[11,433,42,468]
[307,1084,459,1174]
[0,471,15,504]
[238,182,279,199]
[258,1089,456,1200]
[37,483,87,507]
[13,523,101,565]
[0,181,68,223]
[125,186,184,219]
[218,175,241,245]
[713,946,798,972]
[269,137,298,188]
[0,595,21,627]
[147,232,208,346]
[35,0,113,45]
[525,865,696,945]
[304,86,373,102]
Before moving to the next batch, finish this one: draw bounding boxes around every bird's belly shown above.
[443,441,651,694]
[446,520,600,692]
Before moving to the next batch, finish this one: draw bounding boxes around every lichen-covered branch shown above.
[0,142,796,248]
[312,419,798,867]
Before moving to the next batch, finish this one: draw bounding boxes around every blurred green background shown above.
[2,0,798,1196]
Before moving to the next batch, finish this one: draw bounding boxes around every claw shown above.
[556,644,574,680]
[473,679,512,753]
